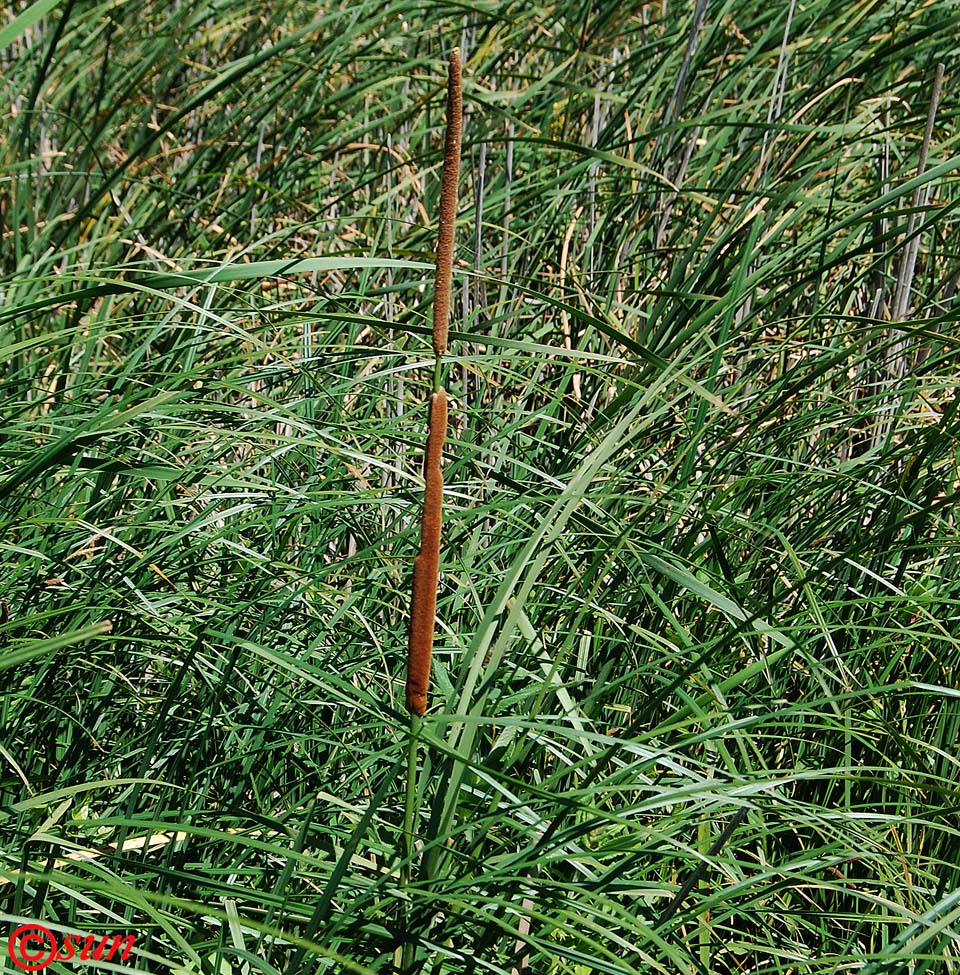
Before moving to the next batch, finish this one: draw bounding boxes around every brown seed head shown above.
[406,388,448,715]
[432,49,462,358]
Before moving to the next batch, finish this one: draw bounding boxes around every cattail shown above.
[406,49,461,716]
[406,388,448,715]
[432,48,462,358]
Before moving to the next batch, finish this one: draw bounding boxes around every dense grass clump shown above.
[1,1,959,973]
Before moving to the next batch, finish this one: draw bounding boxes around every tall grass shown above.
[1,1,959,973]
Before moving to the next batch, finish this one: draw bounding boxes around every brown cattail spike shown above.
[432,49,462,358]
[406,389,448,715]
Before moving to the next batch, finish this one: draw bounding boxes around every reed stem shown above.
[400,713,421,973]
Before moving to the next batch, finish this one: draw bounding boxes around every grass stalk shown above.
[399,713,421,972]
[893,60,946,324]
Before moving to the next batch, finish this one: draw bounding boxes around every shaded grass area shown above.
[1,1,959,972]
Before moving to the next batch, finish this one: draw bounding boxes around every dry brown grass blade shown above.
[432,48,463,357]
[406,388,448,715]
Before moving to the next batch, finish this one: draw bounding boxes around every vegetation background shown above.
[1,0,959,972]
